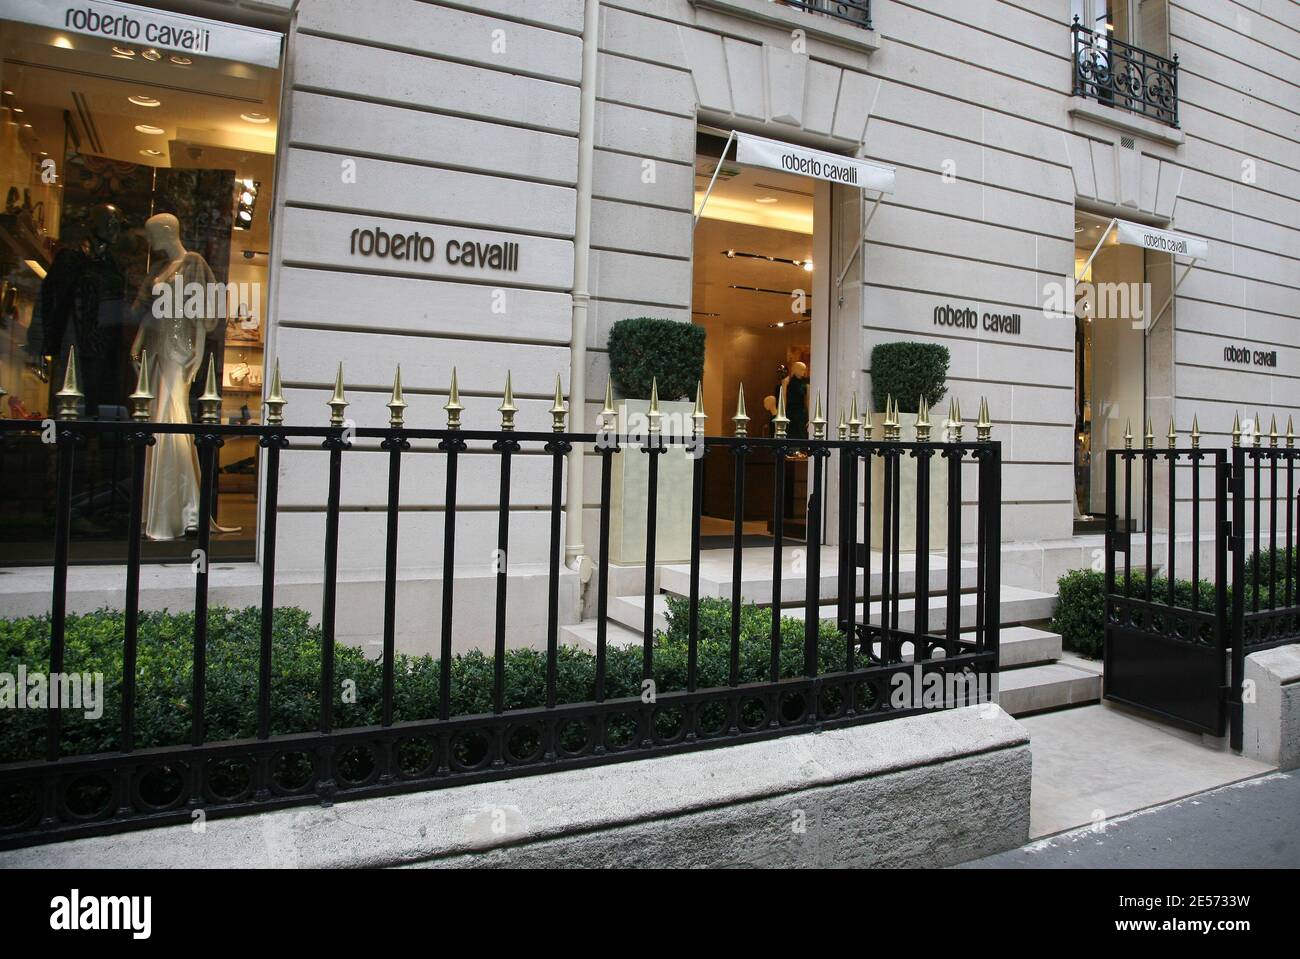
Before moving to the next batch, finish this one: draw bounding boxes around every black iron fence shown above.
[0,358,1001,849]
[779,0,872,31]
[1072,17,1179,127]
[1104,420,1299,750]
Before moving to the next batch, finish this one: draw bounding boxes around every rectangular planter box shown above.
[609,399,696,565]
[868,411,949,553]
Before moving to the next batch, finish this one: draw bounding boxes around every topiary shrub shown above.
[607,317,705,401]
[870,342,949,414]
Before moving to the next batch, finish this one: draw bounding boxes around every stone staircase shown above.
[560,547,1102,717]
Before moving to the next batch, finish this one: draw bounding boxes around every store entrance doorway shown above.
[692,132,822,546]
[1073,210,1147,532]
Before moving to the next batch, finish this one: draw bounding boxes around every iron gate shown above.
[1103,428,1300,749]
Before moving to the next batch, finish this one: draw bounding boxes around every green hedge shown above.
[0,599,845,765]
[607,317,705,401]
[870,342,949,415]
[1052,568,1226,659]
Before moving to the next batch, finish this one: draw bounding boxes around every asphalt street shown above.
[962,771,1300,868]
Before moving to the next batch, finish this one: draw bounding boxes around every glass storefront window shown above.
[0,5,281,563]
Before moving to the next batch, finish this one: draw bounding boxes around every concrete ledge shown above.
[1244,644,1300,771]
[0,706,1030,869]
[1068,96,1185,146]
[694,0,881,54]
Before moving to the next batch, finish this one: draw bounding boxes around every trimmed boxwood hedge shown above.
[0,599,846,765]
[869,342,949,415]
[1051,553,1289,660]
[606,317,705,402]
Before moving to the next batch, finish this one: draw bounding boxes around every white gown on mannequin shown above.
[135,252,216,540]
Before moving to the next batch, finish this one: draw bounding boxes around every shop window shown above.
[0,5,281,564]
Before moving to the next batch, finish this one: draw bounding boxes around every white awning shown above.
[694,131,896,290]
[0,0,284,69]
[1076,218,1210,333]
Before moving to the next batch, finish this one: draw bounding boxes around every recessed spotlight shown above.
[240,112,270,124]
[135,124,165,135]
[141,49,162,62]
[21,123,31,129]
[112,46,135,58]
[11,107,22,114]
[2,90,12,96]
[139,148,163,157]
[128,95,161,107]
[754,196,778,204]
[52,36,73,50]
[169,55,192,65]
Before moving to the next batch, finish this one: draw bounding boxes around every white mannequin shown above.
[130,213,217,539]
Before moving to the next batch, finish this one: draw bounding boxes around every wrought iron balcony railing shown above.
[779,0,872,31]
[1072,17,1179,127]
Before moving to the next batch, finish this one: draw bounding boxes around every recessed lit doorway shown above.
[692,131,823,546]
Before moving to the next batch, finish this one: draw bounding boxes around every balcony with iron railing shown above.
[694,0,877,52]
[1072,17,1179,128]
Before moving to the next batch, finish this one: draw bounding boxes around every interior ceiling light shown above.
[135,124,164,135]
[140,148,163,157]
[240,112,270,124]
[112,46,135,58]
[11,107,23,114]
[141,49,162,62]
[52,36,73,50]
[722,250,814,270]
[768,317,811,329]
[170,55,192,65]
[2,90,13,96]
[128,95,161,107]
[730,284,812,299]
[754,196,779,204]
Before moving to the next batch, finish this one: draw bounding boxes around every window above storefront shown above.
[1070,1,1179,130]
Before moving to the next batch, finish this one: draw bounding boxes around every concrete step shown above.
[997,662,1102,716]
[657,548,978,606]
[558,618,642,652]
[782,585,1057,635]
[996,626,1063,668]
[606,585,1057,639]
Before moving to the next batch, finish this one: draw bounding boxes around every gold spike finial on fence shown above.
[692,381,707,437]
[1253,412,1262,448]
[549,375,567,433]
[600,378,617,432]
[444,367,464,430]
[55,346,83,420]
[498,371,518,431]
[327,362,349,428]
[1191,415,1201,450]
[1143,418,1155,450]
[1231,412,1241,448]
[647,377,661,435]
[1124,418,1133,450]
[1269,414,1279,448]
[387,366,408,428]
[733,383,749,437]
[862,398,875,441]
[948,397,963,442]
[812,391,827,440]
[837,408,847,441]
[848,392,862,441]
[915,397,931,442]
[128,350,154,422]
[198,355,223,425]
[265,359,286,426]
[976,397,992,442]
[1167,418,1177,449]
[773,382,789,439]
[1288,415,1295,450]
[883,394,897,441]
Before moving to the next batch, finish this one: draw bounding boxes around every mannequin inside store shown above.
[0,18,278,564]
[692,132,826,546]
